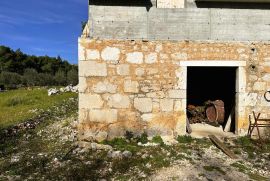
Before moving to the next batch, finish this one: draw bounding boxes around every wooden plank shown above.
[209,135,238,159]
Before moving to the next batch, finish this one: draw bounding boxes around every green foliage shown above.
[55,70,67,85]
[0,45,78,87]
[67,68,78,85]
[136,132,148,144]
[177,135,193,143]
[0,71,22,89]
[5,96,28,107]
[151,135,164,145]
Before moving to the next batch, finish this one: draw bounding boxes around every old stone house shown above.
[78,0,270,141]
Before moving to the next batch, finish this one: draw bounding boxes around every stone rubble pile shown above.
[48,85,78,96]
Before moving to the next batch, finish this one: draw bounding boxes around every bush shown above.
[23,68,39,86]
[136,132,148,144]
[177,135,193,143]
[0,71,22,89]
[152,135,164,145]
[67,68,78,85]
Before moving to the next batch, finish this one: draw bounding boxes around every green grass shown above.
[0,88,77,129]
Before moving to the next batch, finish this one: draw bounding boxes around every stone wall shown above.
[78,38,270,141]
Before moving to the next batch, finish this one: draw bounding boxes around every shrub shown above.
[177,135,193,143]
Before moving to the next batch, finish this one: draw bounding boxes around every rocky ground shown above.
[0,99,269,181]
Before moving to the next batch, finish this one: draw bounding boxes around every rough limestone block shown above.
[145,53,158,64]
[108,94,130,109]
[79,94,104,109]
[79,61,107,77]
[89,109,117,123]
[253,82,266,91]
[160,99,174,112]
[124,80,139,93]
[86,49,100,60]
[135,68,145,76]
[141,113,154,122]
[116,64,130,76]
[134,98,153,113]
[101,47,120,63]
[79,77,87,93]
[126,52,143,64]
[92,81,117,93]
[174,100,182,111]
[168,90,186,99]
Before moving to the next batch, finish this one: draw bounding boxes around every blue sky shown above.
[0,0,88,64]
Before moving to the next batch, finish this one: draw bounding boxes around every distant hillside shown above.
[0,46,78,88]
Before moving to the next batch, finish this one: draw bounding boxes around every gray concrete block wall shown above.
[88,5,270,41]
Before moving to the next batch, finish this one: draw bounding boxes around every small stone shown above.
[122,150,132,158]
[108,151,122,159]
[126,52,143,64]
[253,82,266,91]
[171,52,187,60]
[145,53,157,64]
[135,68,145,76]
[86,49,100,60]
[95,131,108,142]
[124,79,139,93]
[116,64,130,75]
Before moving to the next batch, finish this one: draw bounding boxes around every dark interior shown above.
[187,67,236,131]
[196,1,270,9]
[89,0,153,9]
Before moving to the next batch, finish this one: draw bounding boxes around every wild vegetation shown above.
[0,46,78,89]
[0,88,77,130]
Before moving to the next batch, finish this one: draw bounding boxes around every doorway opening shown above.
[187,67,237,135]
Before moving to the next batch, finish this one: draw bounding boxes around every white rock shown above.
[126,52,143,64]
[48,88,59,96]
[122,150,132,158]
[86,49,100,60]
[101,47,120,63]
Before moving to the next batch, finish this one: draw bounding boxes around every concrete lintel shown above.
[180,61,246,67]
